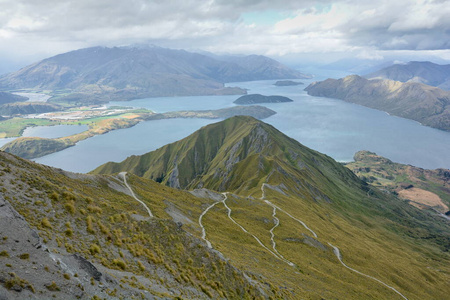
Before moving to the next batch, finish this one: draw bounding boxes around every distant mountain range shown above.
[305,75,450,131]
[366,61,450,90]
[0,46,308,103]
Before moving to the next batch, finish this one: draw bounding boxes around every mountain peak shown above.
[92,116,362,198]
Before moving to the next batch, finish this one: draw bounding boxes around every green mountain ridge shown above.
[92,116,359,198]
[1,116,450,299]
[305,75,450,131]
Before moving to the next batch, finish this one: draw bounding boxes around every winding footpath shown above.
[221,192,294,266]
[198,201,221,248]
[261,184,317,238]
[261,183,407,300]
[328,243,408,300]
[119,172,153,218]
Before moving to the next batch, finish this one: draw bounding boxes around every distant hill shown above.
[0,46,307,103]
[274,80,303,86]
[233,94,293,104]
[345,150,450,214]
[366,61,450,90]
[0,91,28,105]
[0,102,61,115]
[305,75,450,131]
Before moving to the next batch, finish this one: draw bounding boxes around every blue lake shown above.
[0,124,88,147]
[34,77,450,173]
[23,124,88,138]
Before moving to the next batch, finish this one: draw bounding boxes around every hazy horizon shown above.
[1,0,450,75]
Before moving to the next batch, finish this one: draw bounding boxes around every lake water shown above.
[23,124,88,138]
[0,124,88,147]
[34,77,450,173]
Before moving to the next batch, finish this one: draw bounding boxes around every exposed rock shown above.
[72,254,102,281]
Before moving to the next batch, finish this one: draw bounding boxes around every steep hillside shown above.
[0,92,28,105]
[366,61,450,90]
[0,46,306,103]
[0,102,61,116]
[2,117,450,299]
[92,116,360,196]
[0,151,272,299]
[92,116,450,299]
[305,75,450,131]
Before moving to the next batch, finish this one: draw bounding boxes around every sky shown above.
[1,0,450,73]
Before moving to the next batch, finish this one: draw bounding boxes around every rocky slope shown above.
[366,61,450,90]
[0,46,306,103]
[0,151,271,299]
[305,75,450,131]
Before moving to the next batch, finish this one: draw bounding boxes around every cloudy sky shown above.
[1,0,450,72]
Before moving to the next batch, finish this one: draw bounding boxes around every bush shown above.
[0,250,9,257]
[113,259,127,270]
[46,281,60,291]
[41,217,52,228]
[18,253,29,260]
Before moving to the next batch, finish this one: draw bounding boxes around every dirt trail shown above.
[268,206,294,265]
[262,183,407,299]
[119,172,153,218]
[222,192,294,266]
[198,201,221,248]
[262,184,317,238]
[328,243,408,300]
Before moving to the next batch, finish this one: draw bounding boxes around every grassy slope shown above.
[0,151,271,299]
[93,116,450,299]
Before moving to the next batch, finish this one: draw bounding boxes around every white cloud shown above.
[0,0,449,66]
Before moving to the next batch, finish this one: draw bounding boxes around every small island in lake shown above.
[274,80,304,86]
[233,94,294,104]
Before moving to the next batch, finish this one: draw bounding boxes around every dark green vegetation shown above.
[366,61,450,90]
[233,94,293,104]
[305,75,450,131]
[2,116,450,299]
[0,46,307,104]
[0,92,28,105]
[274,80,303,86]
[0,102,61,115]
[346,151,450,214]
